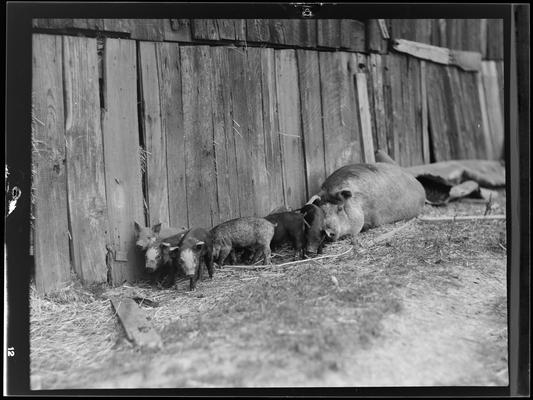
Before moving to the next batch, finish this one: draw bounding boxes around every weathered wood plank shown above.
[217,19,236,40]
[260,48,285,210]
[476,70,494,159]
[317,19,341,48]
[446,67,473,159]
[245,48,270,216]
[354,58,375,163]
[102,38,145,284]
[139,42,170,227]
[234,20,247,41]
[425,62,455,161]
[164,19,192,42]
[458,69,487,159]
[340,19,366,52]
[368,54,390,153]
[393,38,450,65]
[157,43,188,229]
[247,19,271,43]
[319,51,362,175]
[63,36,108,284]
[420,61,431,163]
[180,46,218,228]
[366,19,388,54]
[387,54,403,163]
[275,49,307,210]
[486,19,504,60]
[110,297,162,349]
[296,49,326,198]
[191,19,219,41]
[32,34,71,294]
[211,47,240,224]
[481,61,504,159]
[389,19,432,44]
[103,19,165,41]
[228,47,254,218]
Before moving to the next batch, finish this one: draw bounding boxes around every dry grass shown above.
[30,189,508,389]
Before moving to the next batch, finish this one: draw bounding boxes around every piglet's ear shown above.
[134,221,141,232]
[152,223,162,234]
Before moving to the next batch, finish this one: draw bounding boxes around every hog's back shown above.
[321,162,425,227]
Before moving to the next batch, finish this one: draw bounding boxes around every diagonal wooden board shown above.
[110,297,162,349]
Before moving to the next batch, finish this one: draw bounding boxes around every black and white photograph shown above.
[4,3,530,395]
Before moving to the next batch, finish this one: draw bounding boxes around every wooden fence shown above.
[31,19,505,293]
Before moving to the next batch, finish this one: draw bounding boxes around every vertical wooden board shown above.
[445,19,463,50]
[32,34,71,293]
[480,19,488,59]
[387,54,403,164]
[486,19,504,60]
[63,36,108,284]
[319,51,362,175]
[191,19,219,41]
[458,70,488,159]
[139,42,170,227]
[275,50,307,210]
[103,19,133,34]
[368,54,390,153]
[164,19,192,42]
[234,20,247,41]
[246,19,270,43]
[260,48,285,210]
[269,19,287,45]
[157,43,188,228]
[102,38,144,284]
[446,66,471,159]
[476,71,494,159]
[245,48,270,217]
[211,47,240,224]
[131,19,164,40]
[495,61,504,119]
[180,46,218,228]
[389,19,432,44]
[317,20,341,48]
[420,61,431,163]
[297,50,326,198]
[366,19,388,54]
[355,69,375,163]
[228,47,254,218]
[293,19,317,48]
[482,61,504,159]
[405,56,424,166]
[425,62,455,161]
[340,20,366,52]
[217,19,236,40]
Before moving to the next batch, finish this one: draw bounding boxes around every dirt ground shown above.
[30,189,508,389]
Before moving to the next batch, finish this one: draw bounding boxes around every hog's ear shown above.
[152,223,162,234]
[134,221,141,233]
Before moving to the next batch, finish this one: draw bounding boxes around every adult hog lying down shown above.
[309,162,426,241]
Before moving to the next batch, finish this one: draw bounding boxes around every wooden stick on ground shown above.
[418,214,506,222]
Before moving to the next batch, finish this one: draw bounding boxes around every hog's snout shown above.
[325,229,337,241]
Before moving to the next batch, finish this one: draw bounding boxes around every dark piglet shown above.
[264,212,306,260]
[210,217,275,266]
[298,203,327,256]
[169,228,214,291]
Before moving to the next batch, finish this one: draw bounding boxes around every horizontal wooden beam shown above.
[392,38,481,71]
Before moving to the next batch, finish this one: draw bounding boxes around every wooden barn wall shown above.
[33,18,503,60]
[31,18,505,292]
